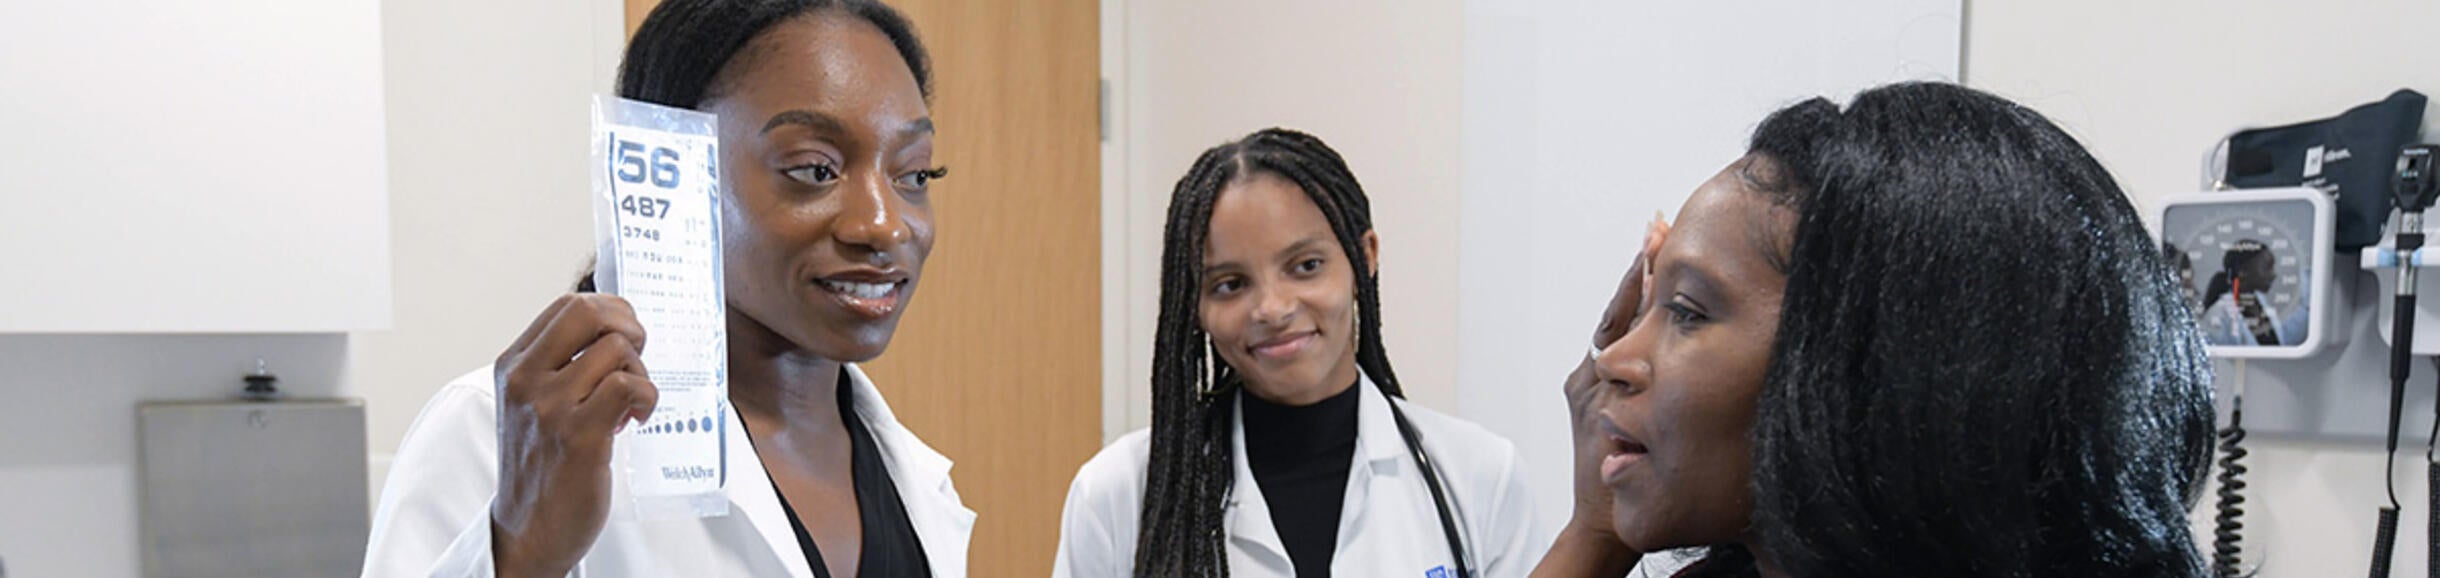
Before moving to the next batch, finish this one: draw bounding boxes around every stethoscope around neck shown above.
[1221,380,1476,576]
[1385,398,1478,578]
[1209,350,1475,575]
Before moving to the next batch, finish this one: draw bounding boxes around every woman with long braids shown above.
[1053,128,1540,578]
[363,1,973,576]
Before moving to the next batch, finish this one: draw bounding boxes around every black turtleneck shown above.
[1241,380,1362,578]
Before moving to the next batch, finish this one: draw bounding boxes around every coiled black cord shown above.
[2375,507,2401,578]
[2213,402,2250,577]
[2427,462,2438,578]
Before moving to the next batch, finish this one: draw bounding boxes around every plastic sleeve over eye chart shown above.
[590,95,730,519]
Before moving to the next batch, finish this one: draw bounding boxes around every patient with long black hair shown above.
[1533,82,2216,577]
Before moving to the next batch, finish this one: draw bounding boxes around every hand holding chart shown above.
[487,294,657,578]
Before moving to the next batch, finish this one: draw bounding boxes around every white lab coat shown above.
[362,364,975,578]
[1052,376,1540,578]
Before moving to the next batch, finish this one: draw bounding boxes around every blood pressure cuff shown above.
[2224,89,2426,250]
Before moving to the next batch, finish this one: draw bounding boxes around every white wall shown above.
[1968,0,2440,574]
[1107,0,1466,435]
[1455,0,1961,563]
[0,0,391,334]
[0,1,620,575]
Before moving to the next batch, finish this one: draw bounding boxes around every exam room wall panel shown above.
[0,0,390,333]
[1968,0,2440,575]
[0,0,626,576]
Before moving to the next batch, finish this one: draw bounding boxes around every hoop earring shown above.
[1197,334,1216,397]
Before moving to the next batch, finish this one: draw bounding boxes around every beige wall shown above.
[1105,0,1467,434]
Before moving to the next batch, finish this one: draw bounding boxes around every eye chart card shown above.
[590,95,729,518]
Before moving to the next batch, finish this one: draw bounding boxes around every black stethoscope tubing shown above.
[1387,400,1474,578]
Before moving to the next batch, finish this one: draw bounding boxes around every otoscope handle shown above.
[2391,223,2422,442]
[2395,293,2420,386]
[2388,282,2417,471]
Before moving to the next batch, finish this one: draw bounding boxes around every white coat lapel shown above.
[1224,392,1294,571]
[722,399,818,578]
[1336,377,1406,555]
[845,364,977,577]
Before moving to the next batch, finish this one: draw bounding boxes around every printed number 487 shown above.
[621,195,672,219]
[615,139,681,188]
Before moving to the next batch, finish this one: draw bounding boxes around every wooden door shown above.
[625,2,1102,575]
[856,1,1101,576]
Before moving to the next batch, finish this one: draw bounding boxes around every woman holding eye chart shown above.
[362,1,973,577]
[1053,128,1541,578]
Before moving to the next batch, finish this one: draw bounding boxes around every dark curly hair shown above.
[1684,82,2215,578]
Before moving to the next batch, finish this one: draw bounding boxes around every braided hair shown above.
[1135,128,1400,576]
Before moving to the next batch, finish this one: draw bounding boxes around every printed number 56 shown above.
[616,139,681,188]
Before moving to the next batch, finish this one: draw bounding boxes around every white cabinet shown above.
[0,0,390,332]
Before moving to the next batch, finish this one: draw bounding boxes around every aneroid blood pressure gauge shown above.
[2158,187,2338,358]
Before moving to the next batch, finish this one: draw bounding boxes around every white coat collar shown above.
[1223,372,1405,569]
[725,363,975,578]
[1353,373,1407,467]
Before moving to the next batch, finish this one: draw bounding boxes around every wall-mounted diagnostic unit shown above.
[2160,187,2343,358]
[2158,185,2341,577]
